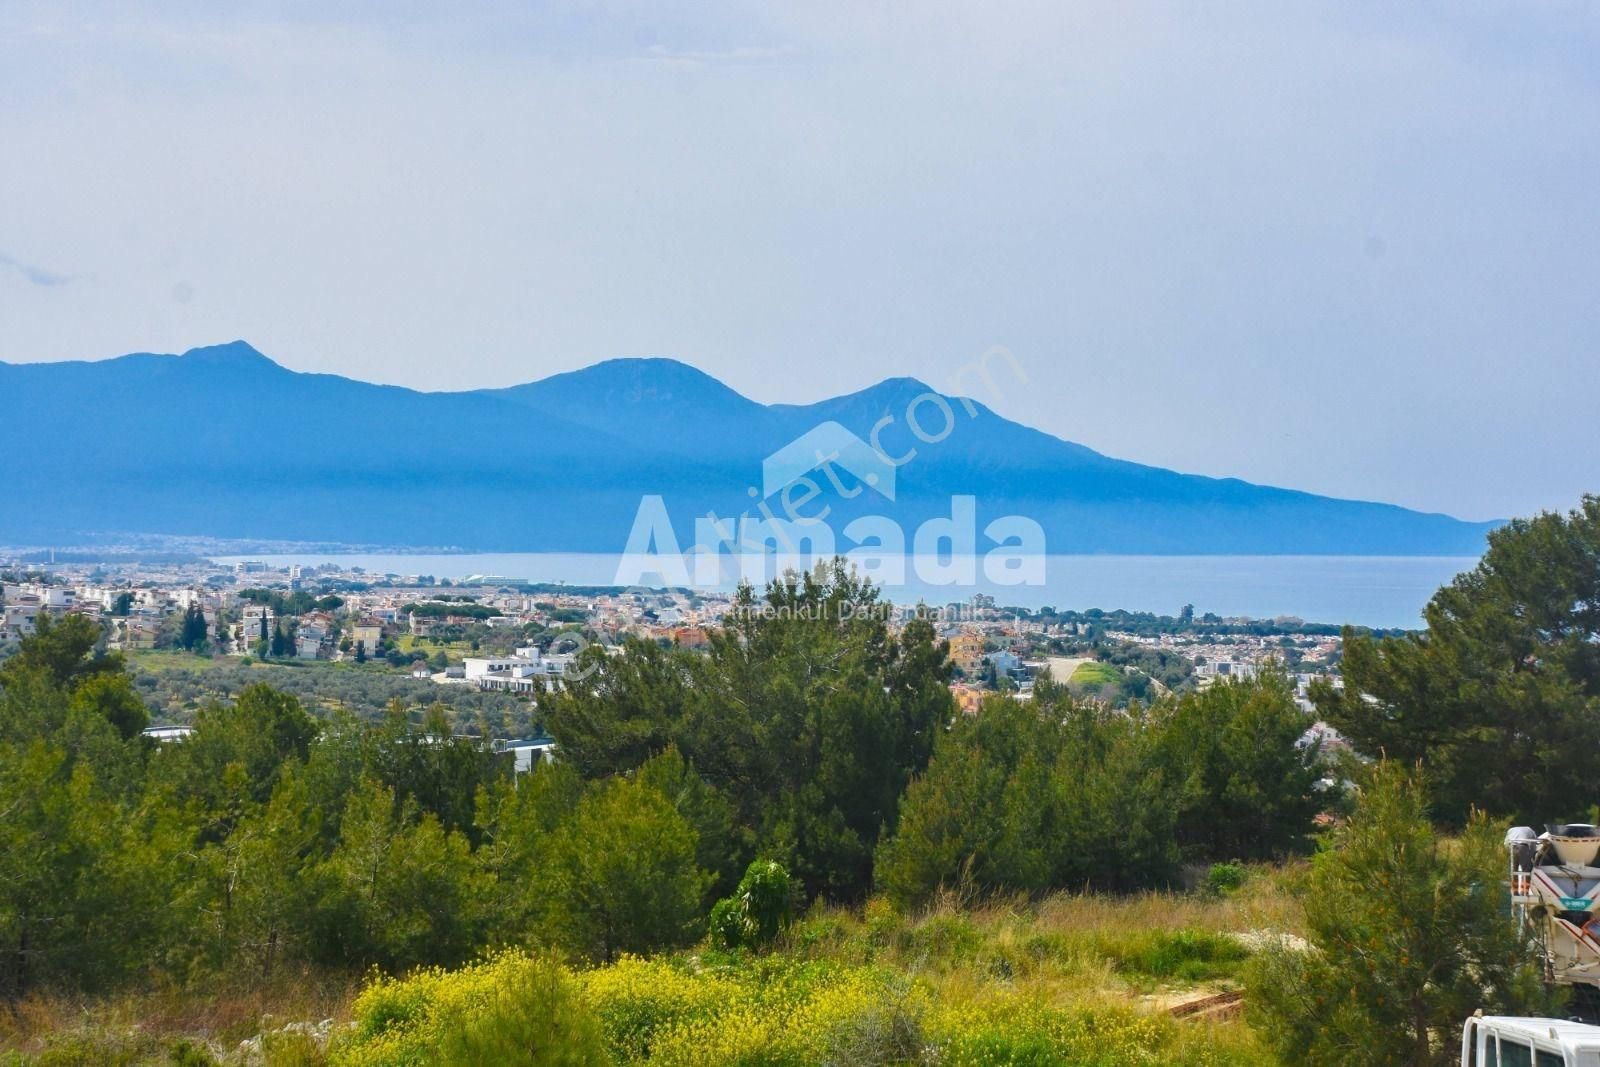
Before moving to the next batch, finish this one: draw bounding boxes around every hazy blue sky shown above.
[2,2,1596,522]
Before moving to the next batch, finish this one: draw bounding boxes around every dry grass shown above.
[0,969,360,1063]
[778,859,1306,1049]
[1025,858,1308,941]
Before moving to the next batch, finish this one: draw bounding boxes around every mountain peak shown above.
[563,356,750,399]
[488,355,763,418]
[778,375,940,418]
[585,354,713,375]
[178,340,278,368]
[869,374,939,397]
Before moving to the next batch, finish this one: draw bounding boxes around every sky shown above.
[1,2,1597,523]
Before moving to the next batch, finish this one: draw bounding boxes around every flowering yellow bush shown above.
[578,957,745,1061]
[330,952,606,1067]
[329,942,1273,1065]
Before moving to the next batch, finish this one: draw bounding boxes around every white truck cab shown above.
[1463,1016,1600,1067]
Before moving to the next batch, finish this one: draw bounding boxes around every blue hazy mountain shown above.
[0,341,1498,554]
[483,356,774,455]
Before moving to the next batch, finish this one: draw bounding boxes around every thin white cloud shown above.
[636,43,801,66]
[0,252,75,287]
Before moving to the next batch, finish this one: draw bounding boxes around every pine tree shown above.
[545,561,953,902]
[1158,671,1323,861]
[1247,761,1550,1065]
[1316,495,1600,823]
[310,778,485,971]
[191,772,321,979]
[0,742,179,997]
[532,774,708,963]
[875,678,1181,906]
[474,762,584,937]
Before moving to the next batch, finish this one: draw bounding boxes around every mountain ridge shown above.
[0,342,1499,554]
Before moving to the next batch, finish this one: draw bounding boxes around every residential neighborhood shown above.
[0,553,1355,747]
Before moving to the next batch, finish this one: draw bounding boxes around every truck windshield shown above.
[1496,1040,1530,1067]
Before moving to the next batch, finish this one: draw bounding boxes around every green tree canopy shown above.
[532,773,708,963]
[157,684,319,837]
[177,603,209,652]
[311,777,487,972]
[1158,671,1324,861]
[1314,496,1600,823]
[0,611,122,692]
[546,561,952,901]
[0,735,182,998]
[69,672,150,742]
[875,677,1182,908]
[1248,760,1549,1065]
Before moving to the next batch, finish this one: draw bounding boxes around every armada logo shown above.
[762,421,896,503]
[613,345,1047,591]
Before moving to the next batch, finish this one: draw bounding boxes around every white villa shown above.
[460,646,575,694]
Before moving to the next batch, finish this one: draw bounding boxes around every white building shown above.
[142,725,196,743]
[234,605,277,654]
[1195,660,1259,682]
[1,600,42,641]
[461,646,574,694]
[5,582,73,611]
[494,738,557,773]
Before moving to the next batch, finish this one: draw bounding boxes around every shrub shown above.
[260,1032,325,1067]
[706,897,746,953]
[706,860,794,951]
[783,909,850,956]
[0,1029,214,1067]
[1205,862,1246,896]
[608,958,921,1066]
[330,952,604,1067]
[906,913,983,966]
[579,956,742,1061]
[808,976,926,1065]
[1107,929,1249,983]
[330,941,1271,1067]
[933,997,1172,1067]
[535,776,710,962]
[436,957,607,1066]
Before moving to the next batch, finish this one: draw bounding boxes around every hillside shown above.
[0,341,1498,554]
[1,888,1285,1063]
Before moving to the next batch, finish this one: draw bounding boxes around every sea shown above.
[214,553,1480,630]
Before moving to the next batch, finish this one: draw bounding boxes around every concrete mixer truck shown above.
[1455,824,1600,1065]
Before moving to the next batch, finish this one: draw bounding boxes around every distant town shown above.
[0,550,1366,746]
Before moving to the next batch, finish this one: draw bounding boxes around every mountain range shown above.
[0,341,1497,555]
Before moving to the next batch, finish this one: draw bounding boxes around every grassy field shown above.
[129,650,400,677]
[127,649,223,674]
[1069,660,1124,687]
[130,644,467,676]
[0,868,1301,1065]
[392,634,476,661]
